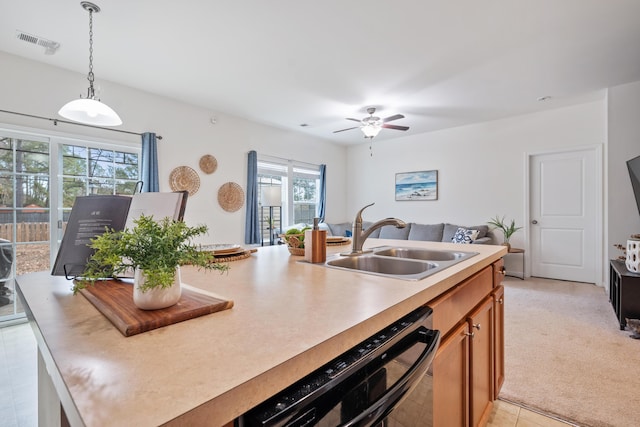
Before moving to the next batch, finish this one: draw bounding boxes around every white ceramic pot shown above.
[133,267,182,310]
[626,239,640,273]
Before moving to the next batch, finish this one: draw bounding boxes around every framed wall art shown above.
[395,170,438,201]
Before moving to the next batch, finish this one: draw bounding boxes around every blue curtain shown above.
[245,150,261,244]
[140,132,159,192]
[318,164,326,221]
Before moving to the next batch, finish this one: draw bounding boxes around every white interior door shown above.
[529,148,600,283]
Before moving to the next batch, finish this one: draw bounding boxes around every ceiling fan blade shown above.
[383,114,404,123]
[346,118,362,123]
[382,124,410,131]
[333,126,360,133]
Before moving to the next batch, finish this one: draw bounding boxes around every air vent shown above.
[16,30,60,55]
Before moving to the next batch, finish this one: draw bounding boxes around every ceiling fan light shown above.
[58,98,122,126]
[361,125,381,138]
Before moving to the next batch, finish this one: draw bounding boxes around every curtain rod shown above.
[0,109,163,140]
[258,153,318,168]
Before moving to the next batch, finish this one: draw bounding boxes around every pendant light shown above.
[58,2,122,126]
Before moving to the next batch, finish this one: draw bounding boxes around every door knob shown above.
[532,220,538,224]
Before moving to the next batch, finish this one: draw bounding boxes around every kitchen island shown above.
[17,239,507,426]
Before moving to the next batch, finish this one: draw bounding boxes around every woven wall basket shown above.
[218,182,244,212]
[169,166,200,196]
[199,154,218,174]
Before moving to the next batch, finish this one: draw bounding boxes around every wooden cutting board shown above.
[78,280,234,337]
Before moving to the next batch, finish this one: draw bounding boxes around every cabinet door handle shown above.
[473,323,481,331]
[464,332,475,338]
[498,298,504,304]
[499,267,506,275]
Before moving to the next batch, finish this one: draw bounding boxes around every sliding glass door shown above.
[257,157,320,234]
[0,134,50,323]
[0,128,140,325]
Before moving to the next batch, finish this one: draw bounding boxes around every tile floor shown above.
[487,400,575,427]
[1,321,37,427]
[1,321,575,427]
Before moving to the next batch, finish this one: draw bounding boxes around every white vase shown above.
[626,239,640,273]
[133,267,182,310]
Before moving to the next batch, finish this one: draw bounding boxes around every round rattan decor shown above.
[218,182,244,212]
[199,154,218,174]
[169,166,200,196]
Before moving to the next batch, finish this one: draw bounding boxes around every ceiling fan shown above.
[333,107,409,138]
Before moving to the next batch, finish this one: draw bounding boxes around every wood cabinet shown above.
[492,285,505,399]
[493,258,505,287]
[429,261,503,427]
[469,297,494,427]
[433,321,470,427]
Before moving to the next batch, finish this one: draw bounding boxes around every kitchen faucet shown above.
[343,203,407,256]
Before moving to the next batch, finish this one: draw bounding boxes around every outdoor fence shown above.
[0,222,50,242]
[0,212,58,243]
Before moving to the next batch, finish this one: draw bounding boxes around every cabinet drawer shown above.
[493,258,505,287]
[429,266,493,337]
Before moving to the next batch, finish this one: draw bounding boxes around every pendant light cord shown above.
[86,6,96,99]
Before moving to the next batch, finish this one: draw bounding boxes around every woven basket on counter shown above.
[280,233,305,256]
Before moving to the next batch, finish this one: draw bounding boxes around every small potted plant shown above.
[487,215,523,250]
[75,214,229,310]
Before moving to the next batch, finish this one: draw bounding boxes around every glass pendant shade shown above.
[361,125,382,138]
[58,97,122,126]
[59,2,122,127]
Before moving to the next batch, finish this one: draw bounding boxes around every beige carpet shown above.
[499,276,640,427]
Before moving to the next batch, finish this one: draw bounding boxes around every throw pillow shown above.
[451,227,479,244]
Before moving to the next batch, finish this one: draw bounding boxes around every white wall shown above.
[608,80,640,259]
[346,100,607,255]
[0,51,348,244]
[3,50,639,267]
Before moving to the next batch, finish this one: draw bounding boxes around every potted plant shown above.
[487,215,523,249]
[75,214,229,310]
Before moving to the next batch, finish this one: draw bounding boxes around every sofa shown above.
[325,222,494,245]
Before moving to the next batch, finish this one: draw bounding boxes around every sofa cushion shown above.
[408,223,444,241]
[327,222,352,237]
[443,223,489,242]
[451,227,480,244]
[378,223,411,239]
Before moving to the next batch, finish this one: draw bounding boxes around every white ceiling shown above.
[2,0,640,145]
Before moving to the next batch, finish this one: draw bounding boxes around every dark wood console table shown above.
[609,259,640,330]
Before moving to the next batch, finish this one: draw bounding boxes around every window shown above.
[0,129,140,324]
[291,165,320,224]
[61,144,140,212]
[257,157,320,227]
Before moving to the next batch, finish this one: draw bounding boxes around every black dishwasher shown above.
[239,305,440,427]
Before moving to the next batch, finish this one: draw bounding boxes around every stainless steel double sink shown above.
[323,246,478,281]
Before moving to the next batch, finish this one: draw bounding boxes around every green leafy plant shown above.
[283,226,311,247]
[74,214,228,294]
[487,215,523,244]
